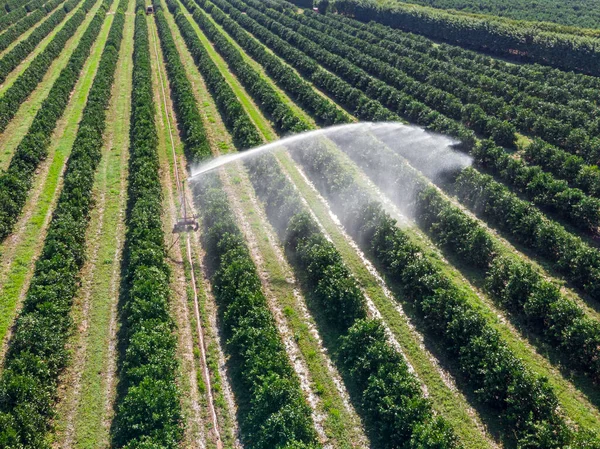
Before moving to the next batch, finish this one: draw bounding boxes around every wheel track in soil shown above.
[149,15,222,448]
[160,4,374,446]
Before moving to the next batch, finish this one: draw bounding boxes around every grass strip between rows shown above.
[0,0,124,444]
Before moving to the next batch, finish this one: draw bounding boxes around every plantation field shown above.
[1,0,600,447]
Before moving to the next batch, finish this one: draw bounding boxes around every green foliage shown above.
[454,167,600,300]
[178,0,311,133]
[292,137,588,445]
[245,150,458,447]
[168,1,262,148]
[154,7,211,163]
[523,139,600,197]
[112,8,183,447]
[373,0,600,30]
[194,177,319,449]
[472,140,600,232]
[0,0,103,242]
[205,1,348,126]
[0,0,81,86]
[327,0,600,76]
[211,0,400,124]
[0,1,125,445]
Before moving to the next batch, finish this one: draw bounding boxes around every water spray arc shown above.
[188,122,471,194]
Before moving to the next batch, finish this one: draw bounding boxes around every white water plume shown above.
[188,123,364,179]
[188,122,472,188]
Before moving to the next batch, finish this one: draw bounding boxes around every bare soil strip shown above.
[149,13,224,448]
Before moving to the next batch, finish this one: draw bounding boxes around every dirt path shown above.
[148,14,226,448]
[0,0,116,366]
[49,2,132,447]
[169,4,500,446]
[160,4,371,447]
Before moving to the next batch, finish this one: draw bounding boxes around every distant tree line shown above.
[296,0,600,75]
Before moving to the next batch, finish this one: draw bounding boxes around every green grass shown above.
[166,2,499,447]
[0,0,103,170]
[52,2,133,447]
[0,0,86,96]
[175,2,276,141]
[0,0,110,361]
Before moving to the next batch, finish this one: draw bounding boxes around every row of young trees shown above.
[0,3,27,31]
[0,0,78,84]
[334,9,600,114]
[210,0,400,124]
[291,137,595,447]
[223,0,600,263]
[0,0,67,51]
[182,0,309,133]
[169,2,459,443]
[162,5,320,446]
[224,0,478,142]
[323,0,600,76]
[0,0,52,32]
[111,5,183,447]
[195,175,320,449]
[331,129,600,384]
[247,152,461,449]
[251,0,600,233]
[523,139,600,198]
[169,3,261,148]
[0,0,94,134]
[291,8,600,161]
[261,3,522,146]
[0,0,124,445]
[200,0,348,126]
[472,140,600,232]
[454,167,600,299]
[0,9,45,50]
[318,10,600,201]
[154,6,210,163]
[0,0,98,242]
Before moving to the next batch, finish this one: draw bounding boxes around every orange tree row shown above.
[293,135,598,447]
[235,0,600,234]
[331,129,600,385]
[0,0,100,242]
[0,1,124,445]
[154,5,320,447]
[206,0,600,302]
[167,0,461,444]
[0,0,80,85]
[323,0,600,77]
[110,4,182,447]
